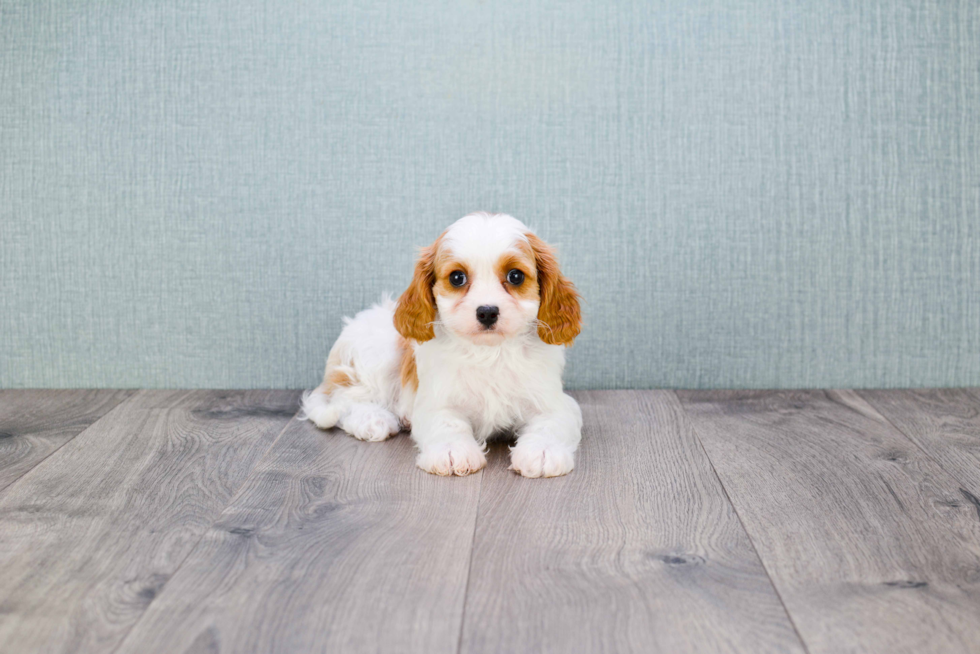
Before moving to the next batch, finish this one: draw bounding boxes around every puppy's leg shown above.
[510,393,582,478]
[303,389,401,441]
[303,297,404,440]
[302,340,360,431]
[340,402,401,442]
[412,409,486,477]
[300,387,344,430]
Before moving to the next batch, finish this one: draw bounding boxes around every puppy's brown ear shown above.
[394,241,438,342]
[527,233,581,346]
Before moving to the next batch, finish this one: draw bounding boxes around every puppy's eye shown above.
[449,270,467,287]
[507,269,525,286]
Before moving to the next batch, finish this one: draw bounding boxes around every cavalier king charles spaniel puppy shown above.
[301,212,582,478]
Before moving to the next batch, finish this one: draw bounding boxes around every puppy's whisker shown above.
[532,318,555,336]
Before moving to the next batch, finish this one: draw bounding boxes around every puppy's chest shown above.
[417,343,556,430]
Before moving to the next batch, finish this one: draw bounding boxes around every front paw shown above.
[416,440,487,477]
[510,441,575,478]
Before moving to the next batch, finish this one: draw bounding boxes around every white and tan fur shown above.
[301,212,582,477]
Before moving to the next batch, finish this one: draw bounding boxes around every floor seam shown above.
[454,464,486,654]
[854,390,980,496]
[107,392,303,654]
[0,389,139,497]
[671,390,814,654]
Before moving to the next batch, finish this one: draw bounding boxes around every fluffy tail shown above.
[300,388,342,429]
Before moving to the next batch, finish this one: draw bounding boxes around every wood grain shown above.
[460,391,806,654]
[0,389,134,492]
[859,389,980,495]
[113,418,484,654]
[0,390,300,654]
[678,390,980,654]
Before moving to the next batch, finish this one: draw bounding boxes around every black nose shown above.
[476,305,499,328]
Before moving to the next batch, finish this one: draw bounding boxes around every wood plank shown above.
[678,390,980,654]
[0,389,134,492]
[113,418,483,654]
[460,391,806,654]
[859,389,980,495]
[0,389,300,654]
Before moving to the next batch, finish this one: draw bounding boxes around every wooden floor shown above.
[0,390,978,654]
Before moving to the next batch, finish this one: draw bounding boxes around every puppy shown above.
[301,212,582,477]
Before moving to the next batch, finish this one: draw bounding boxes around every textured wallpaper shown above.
[1,0,978,389]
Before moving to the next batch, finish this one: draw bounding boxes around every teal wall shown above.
[2,1,978,390]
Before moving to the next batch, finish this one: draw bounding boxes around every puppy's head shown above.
[394,212,581,346]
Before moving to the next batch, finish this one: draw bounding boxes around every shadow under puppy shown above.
[302,212,582,477]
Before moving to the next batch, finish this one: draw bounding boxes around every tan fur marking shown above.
[496,247,539,300]
[398,337,419,390]
[326,367,355,389]
[322,348,356,393]
[433,254,470,299]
